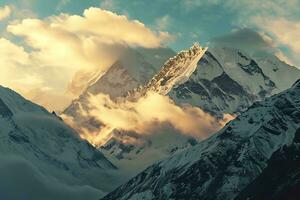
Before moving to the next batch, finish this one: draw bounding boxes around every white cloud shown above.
[50,7,172,48]
[100,0,116,10]
[0,38,30,88]
[182,0,221,10]
[261,18,300,55]
[275,51,295,66]
[56,0,71,11]
[251,17,300,67]
[0,5,11,21]
[184,0,300,67]
[155,15,171,30]
[182,0,299,16]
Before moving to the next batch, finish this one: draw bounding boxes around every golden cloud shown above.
[63,92,234,146]
[253,17,300,66]
[0,5,11,21]
[50,7,173,48]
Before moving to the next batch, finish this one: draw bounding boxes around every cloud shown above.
[0,5,11,21]
[155,15,171,30]
[181,0,299,17]
[252,17,300,66]
[209,27,299,67]
[56,0,71,11]
[210,28,277,56]
[49,7,172,48]
[100,0,116,10]
[181,0,221,11]
[214,0,300,67]
[63,92,234,146]
[274,51,295,66]
[0,36,78,111]
[0,155,103,200]
[187,0,300,67]
[0,7,172,111]
[0,38,31,89]
[23,87,74,112]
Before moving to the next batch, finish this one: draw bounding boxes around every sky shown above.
[0,0,299,111]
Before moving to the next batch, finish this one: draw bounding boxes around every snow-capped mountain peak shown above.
[125,43,207,100]
[169,47,300,117]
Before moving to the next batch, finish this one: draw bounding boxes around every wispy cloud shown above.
[210,28,277,56]
[184,0,300,67]
[100,0,116,10]
[252,17,300,66]
[155,15,171,30]
[56,0,71,11]
[0,5,11,21]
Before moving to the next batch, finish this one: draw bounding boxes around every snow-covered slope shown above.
[169,47,300,117]
[101,80,300,200]
[256,55,300,93]
[236,127,300,199]
[0,86,119,198]
[100,128,198,175]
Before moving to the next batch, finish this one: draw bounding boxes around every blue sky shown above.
[0,0,236,50]
[1,0,299,53]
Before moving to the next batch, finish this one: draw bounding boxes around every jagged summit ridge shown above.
[125,43,208,100]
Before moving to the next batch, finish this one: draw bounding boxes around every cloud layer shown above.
[63,92,234,146]
[210,28,276,56]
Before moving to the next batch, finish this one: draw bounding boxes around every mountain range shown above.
[1,43,300,200]
[62,44,300,179]
[101,79,300,200]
